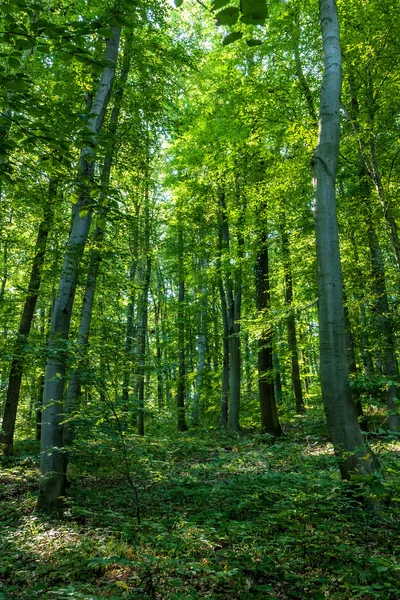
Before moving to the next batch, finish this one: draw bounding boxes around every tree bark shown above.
[63,37,132,458]
[137,175,151,437]
[311,0,376,478]
[192,263,207,426]
[255,224,282,437]
[279,209,305,414]
[37,27,121,512]
[176,224,188,432]
[0,178,56,455]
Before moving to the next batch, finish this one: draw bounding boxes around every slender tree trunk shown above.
[218,191,242,431]
[349,230,374,379]
[272,352,283,404]
[176,224,188,432]
[279,210,305,414]
[63,38,132,458]
[218,274,230,427]
[137,179,151,437]
[343,288,367,430]
[311,0,376,478]
[37,27,121,512]
[192,266,207,426]
[154,292,163,409]
[0,178,56,455]
[255,225,282,437]
[122,241,139,408]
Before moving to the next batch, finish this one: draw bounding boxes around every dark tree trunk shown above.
[279,210,305,414]
[0,178,56,455]
[176,225,188,432]
[255,228,282,437]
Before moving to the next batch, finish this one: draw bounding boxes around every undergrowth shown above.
[1,416,399,599]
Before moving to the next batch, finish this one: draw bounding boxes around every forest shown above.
[0,0,400,597]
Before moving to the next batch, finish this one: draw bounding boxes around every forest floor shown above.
[1,414,399,599]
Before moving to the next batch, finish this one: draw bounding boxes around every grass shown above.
[1,414,399,599]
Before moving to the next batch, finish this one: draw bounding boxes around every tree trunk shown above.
[137,178,151,437]
[63,37,132,458]
[279,210,305,414]
[255,227,282,437]
[311,0,376,478]
[0,178,56,455]
[176,224,188,432]
[37,27,121,512]
[218,191,242,432]
[122,212,140,410]
[192,265,207,426]
[343,288,367,430]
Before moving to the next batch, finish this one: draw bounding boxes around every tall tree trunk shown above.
[218,191,241,432]
[279,210,305,414]
[154,281,163,409]
[122,204,140,409]
[311,0,376,478]
[37,27,121,512]
[63,38,132,459]
[137,177,151,437]
[343,288,367,430]
[192,264,207,426]
[272,352,283,405]
[218,274,230,428]
[176,224,188,432]
[0,178,56,455]
[255,223,282,437]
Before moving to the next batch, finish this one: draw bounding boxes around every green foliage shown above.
[1,422,399,599]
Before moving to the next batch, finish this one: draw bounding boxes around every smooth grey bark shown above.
[37,27,121,512]
[311,0,376,478]
[176,223,188,432]
[279,210,305,414]
[192,263,207,426]
[63,38,132,458]
[0,178,56,455]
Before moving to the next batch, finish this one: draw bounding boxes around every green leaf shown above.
[97,216,106,229]
[246,39,262,46]
[212,0,231,10]
[5,78,28,91]
[222,31,243,45]
[174,0,183,6]
[215,7,239,26]
[240,15,266,25]
[240,0,268,24]
[8,56,20,69]
[79,209,89,218]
